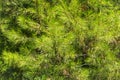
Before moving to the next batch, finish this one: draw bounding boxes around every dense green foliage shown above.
[0,0,120,80]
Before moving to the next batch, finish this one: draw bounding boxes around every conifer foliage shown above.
[0,0,120,80]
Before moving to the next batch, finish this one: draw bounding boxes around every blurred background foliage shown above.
[0,0,120,80]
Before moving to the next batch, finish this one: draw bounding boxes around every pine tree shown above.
[0,0,120,80]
